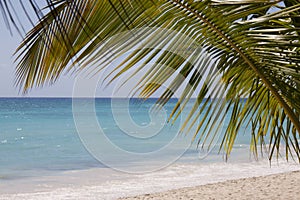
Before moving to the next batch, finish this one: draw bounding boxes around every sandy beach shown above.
[120,170,300,200]
[1,161,300,200]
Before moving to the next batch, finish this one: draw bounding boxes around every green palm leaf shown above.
[11,0,300,161]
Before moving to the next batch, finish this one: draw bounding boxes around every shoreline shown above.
[1,161,299,200]
[120,170,300,200]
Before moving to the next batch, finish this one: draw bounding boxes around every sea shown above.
[0,98,299,199]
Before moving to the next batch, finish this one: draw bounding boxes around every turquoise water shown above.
[0,98,252,179]
[0,98,99,179]
[1,98,299,198]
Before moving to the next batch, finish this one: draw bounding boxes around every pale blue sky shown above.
[0,13,175,98]
[0,22,164,98]
[0,2,78,97]
[0,3,128,98]
[0,21,162,98]
[0,26,77,97]
[0,2,193,98]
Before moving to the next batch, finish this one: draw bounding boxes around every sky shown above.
[0,2,135,98]
[0,29,77,97]
[0,9,178,98]
[0,2,174,98]
[0,2,197,98]
[0,2,78,97]
[0,21,164,98]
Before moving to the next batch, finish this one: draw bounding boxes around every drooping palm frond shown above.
[13,0,300,161]
[15,0,155,92]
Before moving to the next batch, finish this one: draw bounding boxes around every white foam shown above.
[1,140,7,144]
[0,159,299,200]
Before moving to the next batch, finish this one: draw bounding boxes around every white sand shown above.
[120,170,300,200]
[1,161,299,200]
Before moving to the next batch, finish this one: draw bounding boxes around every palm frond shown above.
[14,0,300,161]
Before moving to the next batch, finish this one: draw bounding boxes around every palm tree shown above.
[2,0,300,161]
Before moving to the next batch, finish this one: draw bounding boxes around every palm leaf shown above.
[13,0,300,161]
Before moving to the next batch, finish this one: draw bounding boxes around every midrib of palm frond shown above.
[169,0,300,134]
